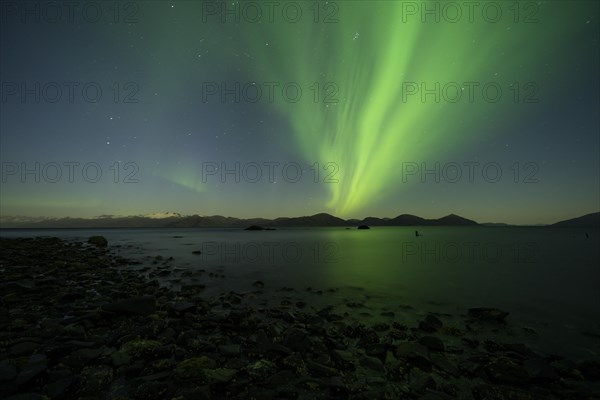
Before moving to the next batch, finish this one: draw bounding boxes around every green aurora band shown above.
[239,1,581,216]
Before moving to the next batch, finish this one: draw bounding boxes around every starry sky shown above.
[0,1,598,224]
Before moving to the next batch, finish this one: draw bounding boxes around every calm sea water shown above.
[2,226,599,359]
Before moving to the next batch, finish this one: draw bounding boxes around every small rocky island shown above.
[244,225,276,231]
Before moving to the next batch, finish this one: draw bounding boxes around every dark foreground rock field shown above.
[1,237,599,399]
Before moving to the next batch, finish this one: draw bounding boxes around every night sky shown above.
[1,1,598,224]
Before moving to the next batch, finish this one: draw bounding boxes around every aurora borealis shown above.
[1,1,598,224]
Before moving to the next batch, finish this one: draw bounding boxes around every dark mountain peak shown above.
[435,214,479,226]
[551,212,600,227]
[311,212,336,218]
[269,213,348,227]
[390,214,427,225]
[2,211,483,228]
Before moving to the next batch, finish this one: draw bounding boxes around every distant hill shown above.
[390,214,428,226]
[268,213,349,227]
[354,213,477,227]
[5,212,599,229]
[551,212,600,227]
[434,213,479,226]
[0,215,181,229]
[0,212,483,228]
[166,215,264,228]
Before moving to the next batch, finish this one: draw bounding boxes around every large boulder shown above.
[283,328,311,353]
[395,342,431,370]
[88,236,108,247]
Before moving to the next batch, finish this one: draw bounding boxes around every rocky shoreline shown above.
[0,237,599,399]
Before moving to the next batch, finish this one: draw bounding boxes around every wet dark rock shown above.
[523,358,559,381]
[120,339,164,360]
[484,358,529,385]
[88,236,108,247]
[79,365,114,395]
[395,342,431,370]
[372,322,390,332]
[306,360,340,377]
[203,368,237,384]
[502,343,536,358]
[326,313,344,322]
[181,283,206,292]
[281,353,306,375]
[365,343,387,358]
[282,311,296,323]
[328,376,349,397]
[408,368,437,394]
[359,355,385,373]
[430,354,459,378]
[483,340,504,353]
[472,384,533,400]
[265,370,296,388]
[219,344,241,357]
[75,348,103,364]
[3,394,49,400]
[255,330,292,355]
[58,291,85,302]
[167,301,196,314]
[331,349,354,366]
[461,338,479,348]
[175,357,216,381]
[0,361,18,382]
[102,296,156,316]
[132,381,170,399]
[9,342,40,357]
[550,358,583,379]
[468,307,509,323]
[419,315,443,332]
[389,329,408,341]
[45,375,75,398]
[418,336,445,353]
[420,389,455,400]
[283,328,311,353]
[579,360,600,381]
[346,301,364,308]
[356,329,379,348]
[246,359,276,381]
[15,360,47,386]
[460,355,490,376]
